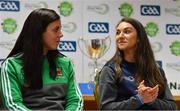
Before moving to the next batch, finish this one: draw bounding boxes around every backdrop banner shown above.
[0,0,179,95]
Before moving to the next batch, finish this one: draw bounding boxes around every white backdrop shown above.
[0,0,180,95]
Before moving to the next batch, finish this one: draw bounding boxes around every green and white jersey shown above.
[0,53,83,111]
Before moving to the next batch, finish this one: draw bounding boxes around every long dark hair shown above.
[7,8,61,89]
[109,17,165,95]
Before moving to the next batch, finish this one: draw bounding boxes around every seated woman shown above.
[98,17,177,110]
[0,8,83,111]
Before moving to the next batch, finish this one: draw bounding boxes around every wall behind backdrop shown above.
[0,0,180,95]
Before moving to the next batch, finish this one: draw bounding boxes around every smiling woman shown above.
[98,17,177,110]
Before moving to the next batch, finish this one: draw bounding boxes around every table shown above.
[174,96,180,109]
[83,95,180,110]
[83,95,98,110]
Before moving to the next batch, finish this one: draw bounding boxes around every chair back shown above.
[94,70,101,109]
[94,82,99,109]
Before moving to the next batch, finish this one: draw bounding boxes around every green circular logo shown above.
[170,41,180,56]
[119,3,133,17]
[2,18,17,34]
[145,22,159,37]
[58,1,73,17]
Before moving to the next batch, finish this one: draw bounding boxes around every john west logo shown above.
[88,22,109,33]
[87,4,109,15]
[0,0,20,11]
[141,5,160,16]
[167,61,180,72]
[166,24,180,34]
[58,41,76,52]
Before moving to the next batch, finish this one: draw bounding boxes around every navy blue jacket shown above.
[99,60,177,110]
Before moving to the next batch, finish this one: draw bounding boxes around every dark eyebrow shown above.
[117,27,134,31]
[123,27,134,30]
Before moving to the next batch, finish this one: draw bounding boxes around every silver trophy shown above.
[78,36,111,82]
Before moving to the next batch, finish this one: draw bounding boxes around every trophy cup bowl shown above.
[78,36,111,82]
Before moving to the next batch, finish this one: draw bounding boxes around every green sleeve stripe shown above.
[74,81,83,111]
[1,58,26,111]
[2,59,18,110]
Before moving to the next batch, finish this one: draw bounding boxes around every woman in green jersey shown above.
[0,8,83,111]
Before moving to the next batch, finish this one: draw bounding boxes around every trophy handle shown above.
[101,36,111,57]
[78,38,91,58]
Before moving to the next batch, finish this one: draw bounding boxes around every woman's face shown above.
[116,21,138,52]
[42,20,63,55]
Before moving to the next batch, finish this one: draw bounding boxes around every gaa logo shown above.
[0,0,20,11]
[58,41,76,52]
[88,22,109,33]
[166,24,180,34]
[141,5,160,16]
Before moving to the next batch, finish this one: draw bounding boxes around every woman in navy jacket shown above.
[99,17,177,110]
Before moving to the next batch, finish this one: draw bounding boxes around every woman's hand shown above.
[137,80,159,104]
